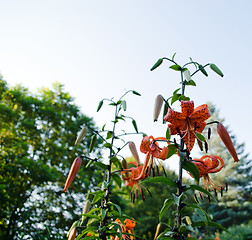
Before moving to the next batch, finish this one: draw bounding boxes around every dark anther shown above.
[199,193,203,200]
[152,166,155,177]
[162,166,167,177]
[214,189,217,196]
[130,192,133,202]
[204,141,208,153]
[146,188,152,197]
[174,138,178,148]
[132,193,135,203]
[208,128,211,139]
[136,189,138,199]
[156,165,160,176]
[226,183,228,191]
[176,127,182,137]
[194,194,199,203]
[221,187,223,197]
[145,166,149,176]
[208,195,211,203]
[140,189,145,201]
[194,121,197,131]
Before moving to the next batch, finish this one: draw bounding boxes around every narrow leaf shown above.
[143,176,177,187]
[169,64,181,71]
[111,173,122,188]
[162,103,169,124]
[166,127,171,141]
[171,93,180,105]
[196,132,205,141]
[159,198,174,221]
[173,193,183,206]
[187,185,215,200]
[93,161,108,170]
[182,161,200,184]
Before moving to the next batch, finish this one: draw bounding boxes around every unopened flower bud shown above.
[64,157,82,192]
[183,69,191,81]
[122,159,130,178]
[81,200,91,223]
[154,95,163,122]
[217,123,239,162]
[75,127,88,145]
[154,223,161,240]
[68,227,77,240]
[129,141,140,165]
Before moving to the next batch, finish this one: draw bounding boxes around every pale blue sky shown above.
[0,1,251,171]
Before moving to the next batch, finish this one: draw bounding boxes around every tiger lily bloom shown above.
[64,157,82,192]
[113,219,136,240]
[164,100,210,152]
[121,162,148,201]
[133,135,168,181]
[217,122,239,162]
[190,155,225,192]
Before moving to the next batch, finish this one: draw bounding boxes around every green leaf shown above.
[103,142,112,149]
[186,185,215,200]
[143,176,177,187]
[210,63,224,77]
[106,131,113,139]
[173,193,183,206]
[179,150,187,160]
[132,119,138,133]
[150,58,163,71]
[122,100,127,111]
[195,132,205,141]
[93,161,108,170]
[111,173,122,188]
[198,64,208,77]
[110,156,122,168]
[182,161,199,184]
[132,90,141,96]
[167,144,177,159]
[97,100,103,112]
[171,93,180,105]
[178,95,190,101]
[192,221,232,236]
[172,53,176,60]
[101,209,107,220]
[185,80,196,86]
[185,237,198,240]
[89,134,97,153]
[173,88,181,95]
[159,198,174,221]
[169,64,181,71]
[107,202,122,215]
[166,127,171,141]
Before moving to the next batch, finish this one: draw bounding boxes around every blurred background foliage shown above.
[0,78,251,240]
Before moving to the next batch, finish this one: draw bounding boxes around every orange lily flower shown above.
[113,219,136,240]
[190,155,225,192]
[121,162,147,201]
[164,100,210,152]
[64,157,82,192]
[133,135,168,181]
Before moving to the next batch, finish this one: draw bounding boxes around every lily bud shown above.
[129,141,140,165]
[68,227,77,240]
[183,69,191,81]
[217,123,239,162]
[75,127,88,145]
[81,200,91,223]
[154,223,161,240]
[122,159,130,178]
[64,157,82,192]
[154,95,164,122]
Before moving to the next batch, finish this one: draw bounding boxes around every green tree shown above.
[0,77,102,240]
[195,103,252,236]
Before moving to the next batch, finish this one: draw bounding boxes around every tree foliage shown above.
[0,77,102,239]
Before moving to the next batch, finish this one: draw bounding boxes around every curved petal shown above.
[191,104,210,121]
[164,108,185,125]
[181,100,194,117]
[158,146,168,160]
[140,136,151,153]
